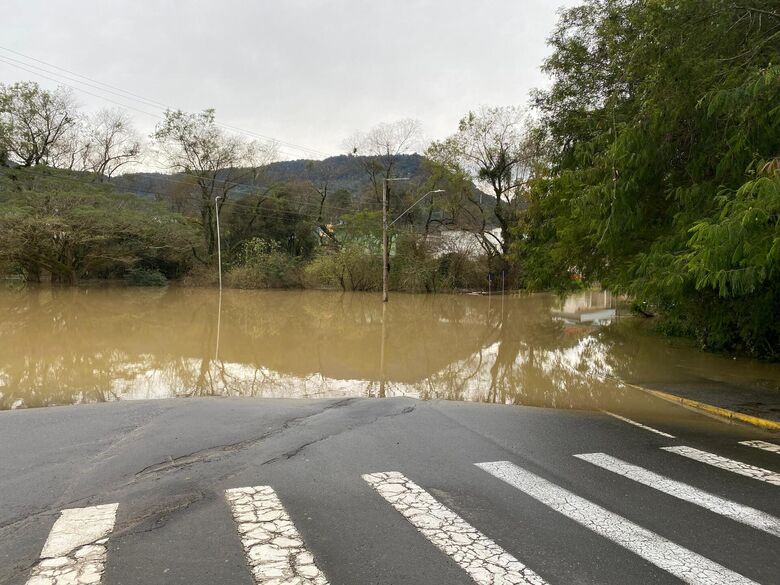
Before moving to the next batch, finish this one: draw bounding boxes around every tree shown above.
[82,109,142,178]
[518,0,780,357]
[49,108,142,179]
[344,119,422,202]
[153,109,276,257]
[0,82,77,167]
[428,106,531,255]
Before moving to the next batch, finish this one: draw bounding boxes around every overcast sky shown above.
[0,0,576,161]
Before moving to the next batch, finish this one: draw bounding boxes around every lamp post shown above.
[382,186,445,302]
[215,195,223,292]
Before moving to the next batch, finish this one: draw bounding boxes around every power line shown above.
[0,47,332,158]
[0,49,332,160]
[0,56,294,163]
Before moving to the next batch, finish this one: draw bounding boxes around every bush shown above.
[436,251,487,291]
[225,238,301,289]
[392,233,439,292]
[125,268,168,287]
[305,243,381,291]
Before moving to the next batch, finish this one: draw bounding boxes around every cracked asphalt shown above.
[1,396,778,584]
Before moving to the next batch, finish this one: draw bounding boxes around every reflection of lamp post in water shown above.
[379,303,387,398]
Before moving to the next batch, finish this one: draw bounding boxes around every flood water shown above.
[1,286,779,413]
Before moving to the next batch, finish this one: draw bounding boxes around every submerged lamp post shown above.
[382,183,445,302]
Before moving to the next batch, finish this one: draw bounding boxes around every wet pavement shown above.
[1,396,778,585]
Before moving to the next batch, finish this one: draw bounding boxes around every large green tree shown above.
[517,0,780,357]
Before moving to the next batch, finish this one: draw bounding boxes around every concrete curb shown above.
[640,386,780,432]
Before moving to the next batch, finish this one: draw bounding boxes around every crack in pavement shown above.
[112,490,208,539]
[260,404,416,466]
[134,398,358,479]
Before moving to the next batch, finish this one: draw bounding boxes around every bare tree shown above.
[83,109,142,179]
[153,109,277,257]
[427,106,531,255]
[344,118,422,202]
[0,81,77,167]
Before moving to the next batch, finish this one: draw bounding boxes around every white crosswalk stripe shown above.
[363,471,548,585]
[739,440,780,455]
[662,446,780,486]
[225,486,329,585]
[477,461,759,585]
[602,411,676,438]
[575,452,780,537]
[26,503,118,585]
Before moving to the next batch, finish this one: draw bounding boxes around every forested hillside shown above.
[114,154,431,200]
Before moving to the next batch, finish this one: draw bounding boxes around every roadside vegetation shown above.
[1,0,778,359]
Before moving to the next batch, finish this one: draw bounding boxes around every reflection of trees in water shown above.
[1,288,498,407]
[7,286,764,411]
[415,298,630,411]
[0,287,167,408]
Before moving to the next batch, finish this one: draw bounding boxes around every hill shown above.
[113,154,494,212]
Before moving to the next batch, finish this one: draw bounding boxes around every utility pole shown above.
[215,195,223,292]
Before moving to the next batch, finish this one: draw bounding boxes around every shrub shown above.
[226,238,301,289]
[305,243,381,291]
[392,233,439,292]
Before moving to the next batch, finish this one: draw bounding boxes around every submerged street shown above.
[1,396,778,584]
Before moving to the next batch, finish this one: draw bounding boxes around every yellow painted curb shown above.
[641,387,780,431]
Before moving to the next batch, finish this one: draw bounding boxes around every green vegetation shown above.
[0,167,196,283]
[513,0,780,359]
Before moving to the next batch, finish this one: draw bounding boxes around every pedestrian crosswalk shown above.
[478,460,759,585]
[225,485,329,585]
[25,503,118,585]
[740,440,780,455]
[574,452,780,537]
[22,439,779,585]
[662,445,780,486]
[363,471,548,585]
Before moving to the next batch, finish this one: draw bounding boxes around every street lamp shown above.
[388,189,445,228]
[382,184,445,302]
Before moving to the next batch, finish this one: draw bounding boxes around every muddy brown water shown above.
[1,286,779,414]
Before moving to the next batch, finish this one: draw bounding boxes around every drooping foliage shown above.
[0,167,198,283]
[516,0,780,358]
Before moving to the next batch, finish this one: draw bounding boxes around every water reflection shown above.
[1,287,778,412]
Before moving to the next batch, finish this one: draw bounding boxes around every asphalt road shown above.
[1,396,778,585]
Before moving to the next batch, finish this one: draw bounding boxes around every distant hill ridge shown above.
[113,153,492,206]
